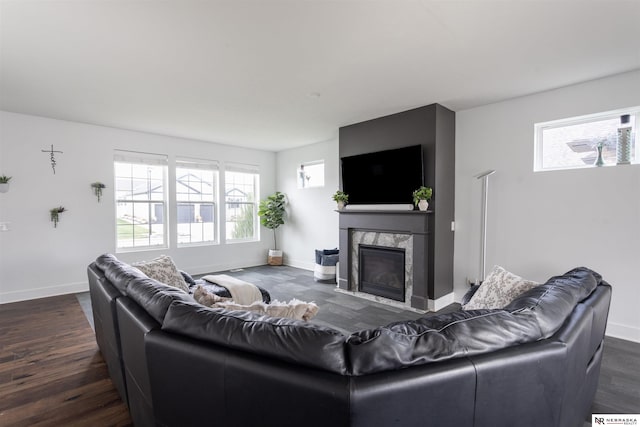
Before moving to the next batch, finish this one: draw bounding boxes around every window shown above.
[176,158,219,246]
[114,151,168,250]
[297,160,325,188]
[535,107,639,171]
[224,164,259,242]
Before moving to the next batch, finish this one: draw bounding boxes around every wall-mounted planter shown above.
[91,182,106,202]
[0,175,11,193]
[50,206,66,228]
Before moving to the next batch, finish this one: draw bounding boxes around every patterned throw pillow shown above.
[463,265,538,310]
[132,255,189,293]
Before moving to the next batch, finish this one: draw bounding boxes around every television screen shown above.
[341,145,424,205]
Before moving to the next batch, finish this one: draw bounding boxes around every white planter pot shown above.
[336,201,345,210]
[268,249,283,266]
[418,200,429,211]
[0,183,9,193]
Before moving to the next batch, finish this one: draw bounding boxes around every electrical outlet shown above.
[0,222,10,232]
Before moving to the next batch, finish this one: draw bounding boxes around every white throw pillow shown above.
[463,265,538,310]
[132,255,189,293]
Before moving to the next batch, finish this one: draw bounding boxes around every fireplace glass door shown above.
[358,245,406,302]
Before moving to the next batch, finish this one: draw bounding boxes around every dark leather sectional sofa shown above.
[87,253,611,427]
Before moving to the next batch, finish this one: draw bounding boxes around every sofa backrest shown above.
[95,253,148,295]
[93,253,192,324]
[346,266,604,376]
[125,276,193,324]
[504,267,601,336]
[162,299,349,374]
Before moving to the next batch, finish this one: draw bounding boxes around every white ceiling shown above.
[1,1,639,152]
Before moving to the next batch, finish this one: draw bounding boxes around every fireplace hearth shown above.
[359,245,406,302]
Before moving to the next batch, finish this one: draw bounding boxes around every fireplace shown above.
[358,245,406,302]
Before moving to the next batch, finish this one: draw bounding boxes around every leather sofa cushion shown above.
[504,267,601,336]
[347,309,540,375]
[347,267,601,375]
[126,277,193,324]
[95,253,148,295]
[162,300,349,374]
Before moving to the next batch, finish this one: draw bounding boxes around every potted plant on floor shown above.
[0,175,12,193]
[258,191,286,265]
[412,186,432,211]
[332,190,349,210]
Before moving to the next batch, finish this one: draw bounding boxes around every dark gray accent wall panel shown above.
[433,104,455,299]
[338,103,455,303]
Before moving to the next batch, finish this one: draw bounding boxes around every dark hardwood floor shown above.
[1,265,638,426]
[0,294,131,426]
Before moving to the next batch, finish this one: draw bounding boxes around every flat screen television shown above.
[341,145,424,205]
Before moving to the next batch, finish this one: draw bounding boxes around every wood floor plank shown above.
[0,294,131,426]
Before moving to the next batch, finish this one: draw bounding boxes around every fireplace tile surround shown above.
[337,210,443,311]
[351,231,413,305]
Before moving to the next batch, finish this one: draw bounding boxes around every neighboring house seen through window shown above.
[176,158,219,246]
[224,164,259,242]
[535,107,639,171]
[114,151,168,251]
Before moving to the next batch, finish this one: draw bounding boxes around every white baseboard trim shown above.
[283,257,314,271]
[0,281,89,304]
[184,258,268,276]
[428,292,456,312]
[606,321,640,343]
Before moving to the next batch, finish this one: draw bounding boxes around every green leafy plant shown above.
[332,190,349,203]
[231,203,255,240]
[0,175,12,184]
[412,186,433,206]
[50,206,66,228]
[258,191,286,250]
[91,182,106,202]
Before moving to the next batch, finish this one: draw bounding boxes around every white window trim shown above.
[114,150,169,252]
[175,157,220,247]
[223,163,260,243]
[298,159,325,189]
[534,107,640,172]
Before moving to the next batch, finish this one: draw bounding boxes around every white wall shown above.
[0,111,276,303]
[276,138,340,270]
[455,70,640,342]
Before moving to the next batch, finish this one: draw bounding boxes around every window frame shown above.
[534,107,640,172]
[114,151,169,252]
[175,157,220,247]
[223,163,260,244]
[297,159,325,189]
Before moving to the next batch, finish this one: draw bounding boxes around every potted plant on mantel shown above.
[0,175,12,193]
[412,186,433,211]
[332,190,349,210]
[258,191,286,266]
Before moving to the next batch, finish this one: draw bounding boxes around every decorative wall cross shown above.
[41,144,63,174]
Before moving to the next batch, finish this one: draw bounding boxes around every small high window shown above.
[297,160,325,189]
[535,107,639,171]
